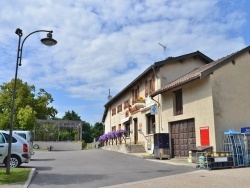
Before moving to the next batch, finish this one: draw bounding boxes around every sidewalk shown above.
[104,152,250,188]
[102,167,250,188]
[127,152,197,168]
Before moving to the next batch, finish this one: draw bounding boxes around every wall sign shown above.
[200,126,210,146]
[147,136,151,150]
[150,105,158,115]
[241,127,250,133]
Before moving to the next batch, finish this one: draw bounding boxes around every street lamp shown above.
[6,28,57,175]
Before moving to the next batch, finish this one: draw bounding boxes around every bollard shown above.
[187,150,192,163]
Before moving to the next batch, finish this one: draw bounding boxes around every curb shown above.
[23,168,36,188]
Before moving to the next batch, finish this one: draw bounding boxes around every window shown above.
[0,133,5,143]
[132,85,139,104]
[3,133,17,143]
[112,126,116,132]
[125,122,130,136]
[145,80,148,97]
[118,124,121,130]
[150,77,155,94]
[117,104,122,113]
[112,108,116,116]
[147,115,155,134]
[124,100,130,109]
[174,89,183,115]
[145,77,155,97]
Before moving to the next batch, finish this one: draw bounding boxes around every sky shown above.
[0,0,250,126]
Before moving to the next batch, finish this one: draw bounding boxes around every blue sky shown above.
[0,0,250,125]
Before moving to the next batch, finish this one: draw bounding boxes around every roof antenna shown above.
[108,89,112,100]
[158,43,167,51]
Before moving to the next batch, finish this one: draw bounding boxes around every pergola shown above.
[34,119,84,141]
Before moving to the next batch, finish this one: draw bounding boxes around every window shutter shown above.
[149,80,152,94]
[132,89,135,104]
[152,77,155,92]
[174,90,183,115]
[145,80,148,97]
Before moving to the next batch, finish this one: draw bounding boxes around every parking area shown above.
[21,149,196,188]
[2,149,250,188]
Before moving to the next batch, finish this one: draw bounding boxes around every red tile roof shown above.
[151,45,250,97]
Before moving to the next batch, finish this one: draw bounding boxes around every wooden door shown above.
[171,119,196,157]
[134,119,138,144]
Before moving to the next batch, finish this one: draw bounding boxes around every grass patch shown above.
[0,168,31,185]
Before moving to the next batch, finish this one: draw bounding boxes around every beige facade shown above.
[102,51,212,153]
[160,77,216,149]
[152,46,250,155]
[102,46,250,156]
[211,51,250,151]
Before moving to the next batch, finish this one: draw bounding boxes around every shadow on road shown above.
[32,173,110,186]
[30,158,55,161]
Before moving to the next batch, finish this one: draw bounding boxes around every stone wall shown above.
[102,144,128,154]
[33,141,82,151]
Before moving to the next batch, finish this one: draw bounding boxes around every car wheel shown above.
[33,144,39,149]
[6,155,21,168]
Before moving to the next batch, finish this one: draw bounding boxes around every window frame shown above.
[117,104,122,113]
[112,108,116,116]
[173,89,183,115]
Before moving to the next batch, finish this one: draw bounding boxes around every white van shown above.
[13,130,34,155]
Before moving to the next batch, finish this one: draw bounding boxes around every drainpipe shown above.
[151,65,162,133]
[109,106,111,131]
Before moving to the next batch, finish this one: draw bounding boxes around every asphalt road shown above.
[21,149,196,188]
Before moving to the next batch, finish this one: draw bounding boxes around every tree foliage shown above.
[0,78,57,130]
[82,122,92,143]
[91,122,104,141]
[62,110,81,121]
[81,122,104,143]
[17,105,37,130]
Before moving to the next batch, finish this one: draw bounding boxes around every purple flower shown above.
[99,129,128,141]
[115,130,127,137]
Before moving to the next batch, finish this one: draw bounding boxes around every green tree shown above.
[0,78,57,130]
[62,110,81,121]
[91,122,104,141]
[17,105,37,130]
[34,88,58,119]
[82,122,93,143]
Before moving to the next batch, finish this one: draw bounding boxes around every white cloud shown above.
[0,0,249,124]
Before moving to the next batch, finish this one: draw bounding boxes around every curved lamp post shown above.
[6,28,57,175]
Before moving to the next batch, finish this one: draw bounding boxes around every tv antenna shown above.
[158,43,167,51]
[108,89,112,100]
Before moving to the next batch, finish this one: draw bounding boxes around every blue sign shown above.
[241,127,250,133]
[150,105,158,115]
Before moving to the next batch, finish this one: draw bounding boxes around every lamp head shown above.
[41,32,57,46]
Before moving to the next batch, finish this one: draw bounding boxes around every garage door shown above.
[171,119,196,157]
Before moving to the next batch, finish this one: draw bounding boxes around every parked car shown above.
[13,130,34,155]
[0,130,31,168]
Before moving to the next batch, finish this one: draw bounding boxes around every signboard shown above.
[200,126,210,146]
[150,105,158,115]
[147,136,151,150]
[139,123,142,128]
[241,127,250,133]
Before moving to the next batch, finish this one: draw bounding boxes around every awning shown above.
[140,103,156,112]
[121,116,130,124]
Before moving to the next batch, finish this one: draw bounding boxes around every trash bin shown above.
[154,133,170,160]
